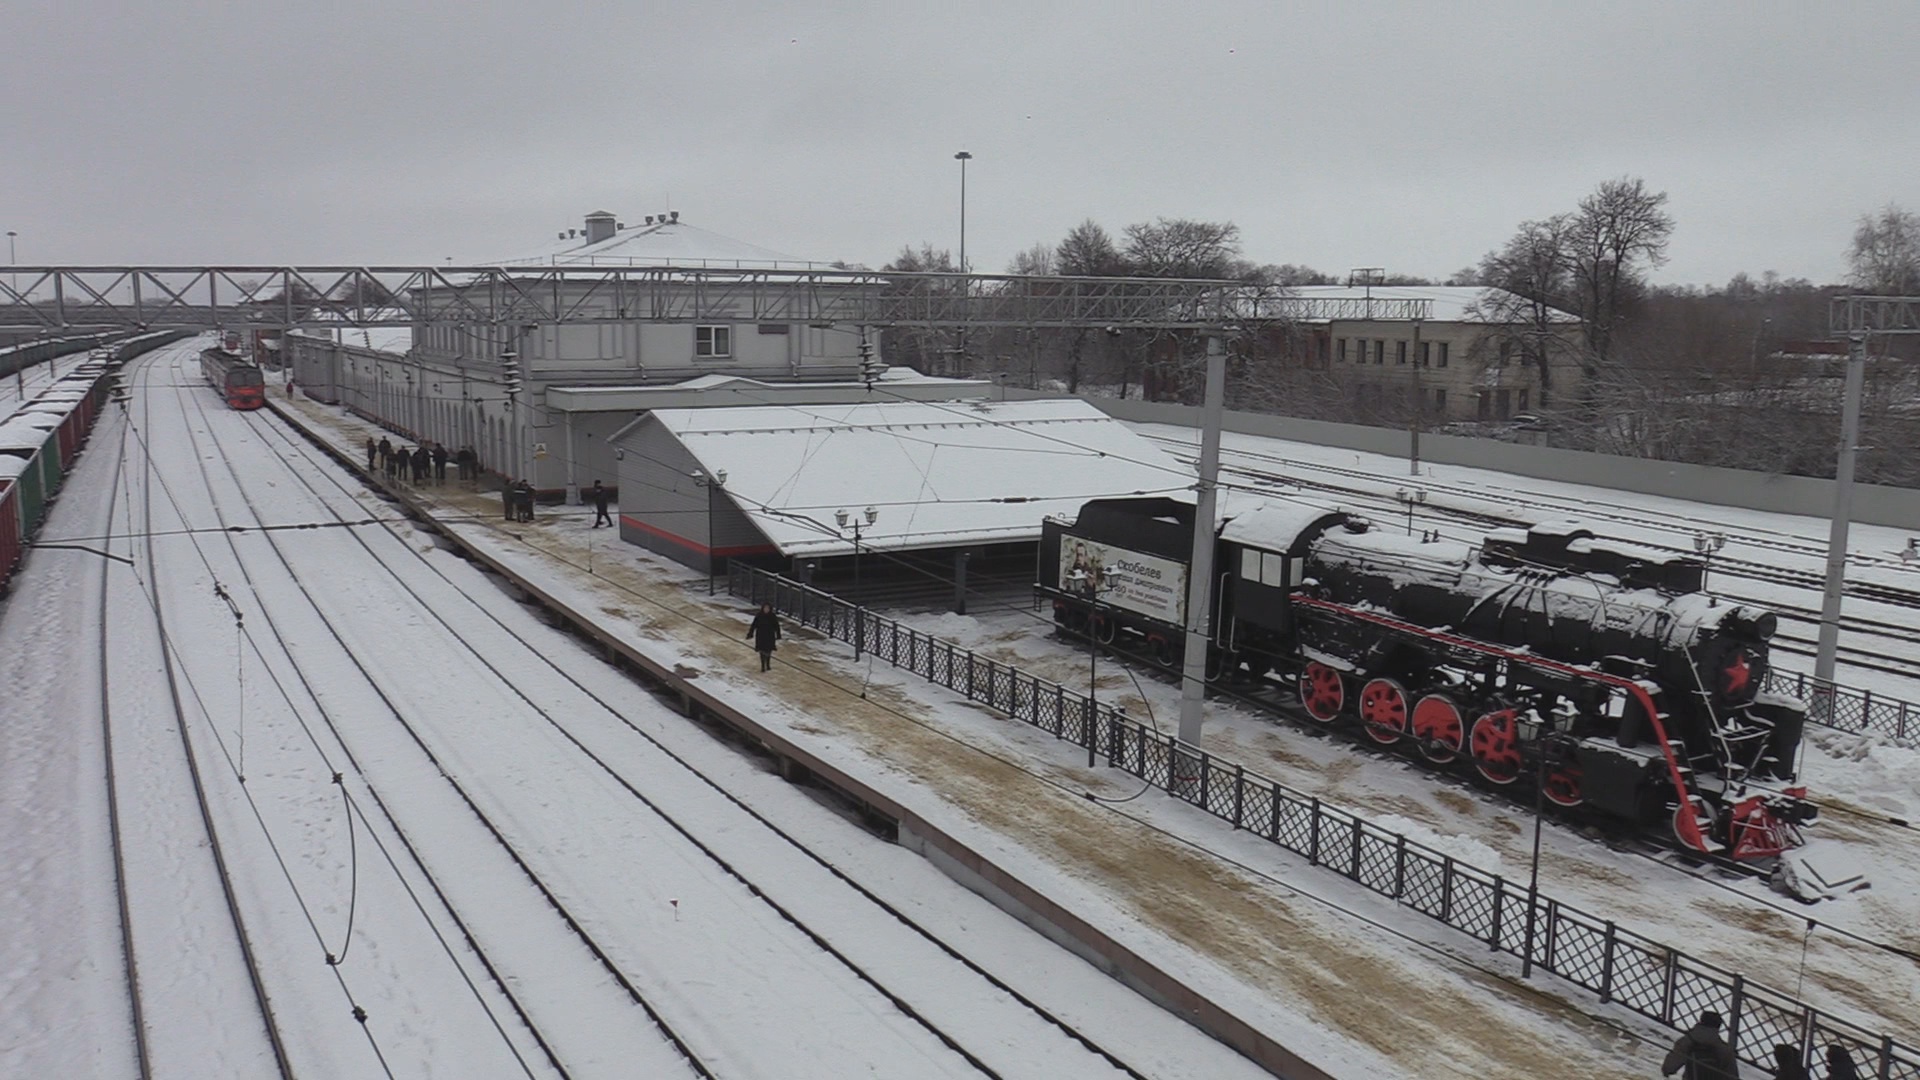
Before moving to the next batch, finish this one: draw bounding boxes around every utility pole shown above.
[1177,334,1227,744]
[1813,332,1867,695]
[1409,317,1424,475]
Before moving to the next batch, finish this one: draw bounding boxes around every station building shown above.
[285,210,942,501]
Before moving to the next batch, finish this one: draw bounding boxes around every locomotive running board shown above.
[1291,595,1717,855]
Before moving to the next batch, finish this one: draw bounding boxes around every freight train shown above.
[200,336,265,410]
[1037,495,1815,861]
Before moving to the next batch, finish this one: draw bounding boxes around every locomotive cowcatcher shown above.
[1036,495,1815,861]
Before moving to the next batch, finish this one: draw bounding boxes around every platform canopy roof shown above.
[636,398,1194,557]
[496,216,829,271]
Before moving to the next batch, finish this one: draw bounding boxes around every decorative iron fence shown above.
[732,564,1918,1080]
[1764,668,1916,742]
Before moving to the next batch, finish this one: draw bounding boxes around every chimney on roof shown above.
[616,221,625,230]
[670,210,679,223]
[645,215,655,225]
[557,232,566,240]
[584,210,617,245]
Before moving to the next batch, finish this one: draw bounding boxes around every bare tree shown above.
[1054,220,1126,277]
[1566,176,1674,368]
[1007,243,1056,276]
[1121,218,1242,279]
[1847,204,1920,294]
[1469,215,1584,410]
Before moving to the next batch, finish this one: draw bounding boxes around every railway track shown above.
[168,352,1153,1078]
[115,353,295,1077]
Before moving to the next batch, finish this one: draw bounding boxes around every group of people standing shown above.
[1661,1010,1863,1079]
[364,435,479,486]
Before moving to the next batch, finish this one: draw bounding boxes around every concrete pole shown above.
[1409,318,1423,476]
[1813,333,1867,694]
[1177,334,1227,744]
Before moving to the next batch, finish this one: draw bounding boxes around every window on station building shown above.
[1373,339,1385,365]
[1433,388,1447,411]
[1396,341,1407,364]
[1437,342,1450,368]
[1420,340,1431,366]
[1517,389,1530,412]
[1336,338,1347,362]
[695,325,732,357]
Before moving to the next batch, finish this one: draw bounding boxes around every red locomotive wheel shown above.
[1300,662,1345,722]
[1470,709,1523,784]
[1410,694,1464,763]
[1543,763,1584,807]
[1358,678,1408,745]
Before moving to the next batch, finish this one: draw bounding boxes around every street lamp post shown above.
[1694,532,1727,592]
[1068,570,1107,768]
[1395,486,1427,536]
[954,150,972,376]
[837,506,879,660]
[694,468,728,594]
[1521,733,1566,980]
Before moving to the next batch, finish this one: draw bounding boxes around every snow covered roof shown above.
[291,326,414,355]
[0,415,59,451]
[631,398,1193,556]
[545,368,993,413]
[1240,285,1580,325]
[493,217,832,271]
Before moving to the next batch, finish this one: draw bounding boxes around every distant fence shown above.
[1765,669,1916,742]
[731,564,1918,1080]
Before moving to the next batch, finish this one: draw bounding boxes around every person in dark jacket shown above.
[378,436,394,477]
[1771,1045,1810,1080]
[458,445,477,481]
[364,436,377,472]
[1825,1045,1862,1080]
[590,480,612,527]
[746,603,780,671]
[431,442,449,483]
[412,445,430,483]
[1663,1011,1740,1079]
[514,480,535,522]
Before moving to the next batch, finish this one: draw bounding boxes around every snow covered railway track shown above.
[117,356,297,1078]
[180,383,1153,1077]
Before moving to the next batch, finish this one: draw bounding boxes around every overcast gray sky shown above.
[4,1,1915,284]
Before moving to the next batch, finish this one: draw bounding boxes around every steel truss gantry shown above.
[0,265,1430,332]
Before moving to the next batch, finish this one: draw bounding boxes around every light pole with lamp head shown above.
[836,506,878,660]
[1067,567,1109,768]
[693,468,728,594]
[954,150,971,376]
[1693,532,1727,592]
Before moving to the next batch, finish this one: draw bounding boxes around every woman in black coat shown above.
[1826,1045,1861,1080]
[747,603,780,672]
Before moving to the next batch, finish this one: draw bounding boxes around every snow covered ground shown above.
[261,376,1920,1077]
[8,346,1915,1079]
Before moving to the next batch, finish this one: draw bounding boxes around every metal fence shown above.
[732,564,1918,1079]
[1764,668,1916,742]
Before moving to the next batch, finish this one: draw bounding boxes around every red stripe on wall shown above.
[618,514,777,558]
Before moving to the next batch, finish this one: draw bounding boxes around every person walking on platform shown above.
[412,445,430,484]
[365,436,377,472]
[432,442,449,483]
[1771,1046,1810,1080]
[502,482,516,521]
[378,436,394,478]
[590,480,613,528]
[514,480,535,522]
[1826,1045,1862,1080]
[747,603,780,672]
[457,445,476,482]
[1662,1011,1739,1079]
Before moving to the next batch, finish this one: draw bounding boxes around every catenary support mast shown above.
[1177,335,1227,743]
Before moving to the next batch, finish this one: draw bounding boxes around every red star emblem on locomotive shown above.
[1722,652,1751,695]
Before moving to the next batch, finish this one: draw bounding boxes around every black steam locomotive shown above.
[1038,495,1814,861]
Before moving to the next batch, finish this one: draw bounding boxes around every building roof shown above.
[546,369,993,413]
[495,216,831,271]
[626,398,1192,556]
[1264,285,1580,324]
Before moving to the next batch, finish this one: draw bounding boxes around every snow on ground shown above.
[1,342,1275,1079]
[259,383,1836,1079]
[1134,422,1920,706]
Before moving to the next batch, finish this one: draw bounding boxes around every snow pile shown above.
[1366,813,1506,874]
[1801,727,1920,820]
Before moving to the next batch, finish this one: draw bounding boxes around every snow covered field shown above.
[7,342,1916,1079]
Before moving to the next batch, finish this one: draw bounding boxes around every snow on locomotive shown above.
[1037,495,1815,861]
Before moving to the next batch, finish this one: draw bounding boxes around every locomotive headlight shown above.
[1726,607,1777,640]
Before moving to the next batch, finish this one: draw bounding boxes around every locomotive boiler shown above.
[1037,495,1813,861]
